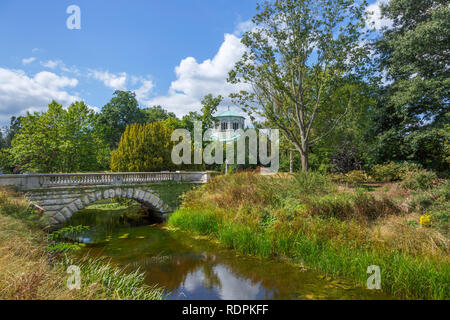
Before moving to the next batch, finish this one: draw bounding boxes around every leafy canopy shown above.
[228,0,371,171]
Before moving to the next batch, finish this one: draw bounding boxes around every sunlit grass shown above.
[169,172,450,300]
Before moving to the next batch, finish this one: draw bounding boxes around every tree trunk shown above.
[300,138,309,172]
[300,150,308,172]
[289,150,293,173]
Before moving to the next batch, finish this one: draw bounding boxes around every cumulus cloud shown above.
[40,60,60,69]
[88,70,154,101]
[134,78,154,101]
[88,69,128,91]
[0,68,79,124]
[366,0,392,31]
[22,57,36,65]
[41,60,80,75]
[146,33,249,117]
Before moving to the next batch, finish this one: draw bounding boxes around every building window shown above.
[233,122,239,130]
[221,122,228,131]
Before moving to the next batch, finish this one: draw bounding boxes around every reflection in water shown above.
[66,207,393,300]
[213,265,263,300]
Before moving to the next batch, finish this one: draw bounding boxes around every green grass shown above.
[169,171,450,300]
[61,256,165,300]
[169,208,449,299]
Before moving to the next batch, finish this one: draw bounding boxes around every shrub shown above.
[370,162,402,182]
[110,122,175,172]
[345,170,368,184]
[401,169,438,190]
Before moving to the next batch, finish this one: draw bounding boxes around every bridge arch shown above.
[48,187,170,226]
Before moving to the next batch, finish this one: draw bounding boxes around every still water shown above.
[67,206,392,300]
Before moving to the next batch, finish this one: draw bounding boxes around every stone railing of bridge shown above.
[0,171,212,191]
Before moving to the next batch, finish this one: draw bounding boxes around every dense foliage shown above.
[10,101,109,173]
[110,122,175,172]
[369,0,449,171]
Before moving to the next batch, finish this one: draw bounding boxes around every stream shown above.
[66,206,393,300]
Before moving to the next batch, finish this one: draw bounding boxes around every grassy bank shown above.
[169,172,449,300]
[0,187,164,300]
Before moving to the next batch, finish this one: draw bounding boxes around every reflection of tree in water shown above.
[67,206,156,242]
[200,254,221,291]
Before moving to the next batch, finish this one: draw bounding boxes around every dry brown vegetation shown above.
[0,187,164,300]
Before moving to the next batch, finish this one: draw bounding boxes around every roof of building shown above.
[215,110,245,118]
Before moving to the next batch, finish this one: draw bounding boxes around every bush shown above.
[370,162,402,182]
[110,122,175,172]
[401,169,438,191]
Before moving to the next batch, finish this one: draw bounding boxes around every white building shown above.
[211,109,245,142]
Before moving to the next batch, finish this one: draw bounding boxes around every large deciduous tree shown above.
[372,0,449,171]
[228,0,370,171]
[97,90,146,149]
[10,101,107,173]
[144,105,176,123]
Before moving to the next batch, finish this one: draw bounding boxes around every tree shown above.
[0,130,5,150]
[377,0,449,124]
[0,116,22,149]
[144,105,176,123]
[372,0,449,171]
[10,101,107,173]
[110,122,175,172]
[97,90,146,149]
[228,0,370,171]
[200,94,222,128]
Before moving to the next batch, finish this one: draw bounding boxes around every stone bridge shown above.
[0,172,211,228]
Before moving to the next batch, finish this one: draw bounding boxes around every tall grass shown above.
[169,172,450,300]
[61,256,164,300]
[0,187,164,300]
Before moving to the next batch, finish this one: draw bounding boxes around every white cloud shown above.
[88,70,155,102]
[0,68,79,124]
[88,70,128,91]
[41,60,60,69]
[134,78,154,101]
[146,33,248,117]
[41,60,80,75]
[22,57,36,65]
[366,0,392,31]
[233,20,255,36]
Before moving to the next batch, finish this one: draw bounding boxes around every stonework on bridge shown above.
[0,172,212,228]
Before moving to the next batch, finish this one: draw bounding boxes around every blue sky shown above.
[0,0,387,126]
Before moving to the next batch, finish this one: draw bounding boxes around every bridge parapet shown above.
[0,171,211,191]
